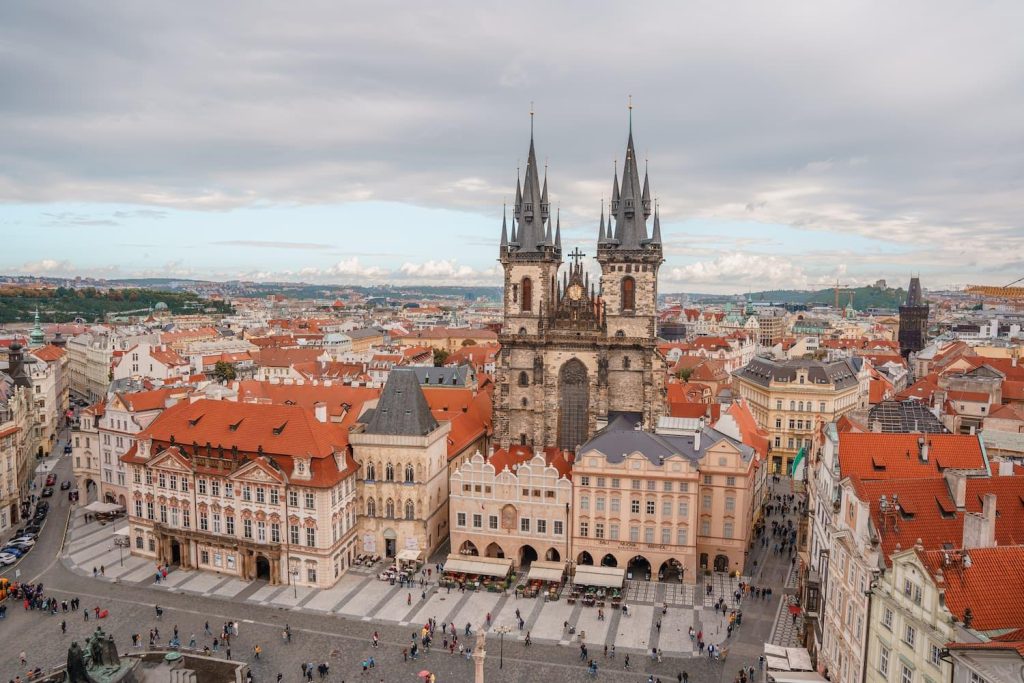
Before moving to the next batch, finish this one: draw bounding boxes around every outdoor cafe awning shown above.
[397,549,422,563]
[443,554,513,578]
[572,564,625,588]
[84,501,123,514]
[527,561,566,583]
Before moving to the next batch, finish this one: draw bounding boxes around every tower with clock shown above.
[494,112,665,452]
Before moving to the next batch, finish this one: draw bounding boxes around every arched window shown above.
[366,463,376,481]
[518,327,528,336]
[621,276,636,311]
[789,401,796,411]
[405,500,415,520]
[405,464,414,483]
[521,397,528,407]
[798,401,804,412]
[518,371,529,386]
[521,277,533,312]
[385,463,394,482]
[385,499,395,518]
[366,499,376,517]
[615,330,626,338]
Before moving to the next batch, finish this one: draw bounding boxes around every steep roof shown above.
[734,357,860,390]
[362,368,439,436]
[918,545,1024,632]
[838,433,987,480]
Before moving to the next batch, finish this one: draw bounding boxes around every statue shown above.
[67,642,89,683]
[533,355,544,383]
[597,357,609,385]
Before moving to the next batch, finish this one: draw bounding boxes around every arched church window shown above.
[366,463,376,480]
[615,330,626,338]
[518,371,529,386]
[521,277,533,312]
[405,464,414,483]
[385,463,394,481]
[621,276,636,311]
[405,500,415,520]
[518,327,527,336]
[366,499,376,517]
[385,499,395,518]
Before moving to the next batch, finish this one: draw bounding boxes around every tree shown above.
[461,339,477,347]
[433,348,450,367]
[213,361,237,383]
[676,367,693,382]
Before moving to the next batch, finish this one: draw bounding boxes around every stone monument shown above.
[66,628,138,683]
[472,629,486,683]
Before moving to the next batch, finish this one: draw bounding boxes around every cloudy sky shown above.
[1,2,1022,293]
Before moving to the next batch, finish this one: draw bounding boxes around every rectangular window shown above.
[199,512,208,531]
[596,477,605,488]
[307,567,317,583]
[678,500,689,517]
[270,488,279,505]
[553,520,563,535]
[182,508,190,528]
[213,514,222,533]
[256,487,265,504]
[180,478,189,493]
[703,494,712,509]
[271,523,280,543]
[904,624,916,648]
[243,518,252,539]
[700,519,711,535]
[456,512,466,527]
[968,674,989,683]
[226,516,235,535]
[662,500,672,516]
[900,665,913,683]
[198,479,207,494]
[631,480,641,490]
[200,550,210,565]
[596,497,605,512]
[288,491,298,507]
[724,521,734,539]
[159,505,167,524]
[609,524,619,540]
[611,478,620,488]
[472,514,482,528]
[242,484,251,501]
[882,607,893,630]
[134,500,143,517]
[488,515,498,530]
[536,519,546,534]
[595,523,604,539]
[158,472,166,488]
[610,497,620,513]
[631,499,640,514]
[290,524,300,544]
[630,526,639,542]
[225,483,233,498]
[661,527,670,544]
[134,470,142,484]
[647,480,656,491]
[580,476,590,486]
[646,500,655,515]
[169,474,177,490]
[725,496,736,513]
[644,527,654,543]
[726,476,736,486]
[703,475,712,485]
[304,492,315,509]
[520,518,531,533]
[677,528,688,545]
[929,644,942,667]
[580,495,589,511]
[579,521,588,537]
[878,646,890,676]
[306,527,315,547]
[663,481,673,492]
[211,480,220,496]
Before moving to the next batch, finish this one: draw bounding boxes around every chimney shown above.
[998,459,1014,476]
[918,436,929,462]
[313,402,327,423]
[945,470,967,510]
[982,493,997,545]
[962,493,997,549]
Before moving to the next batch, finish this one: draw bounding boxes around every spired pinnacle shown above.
[500,204,508,248]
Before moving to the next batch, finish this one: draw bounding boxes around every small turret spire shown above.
[555,208,562,249]
[652,201,662,245]
[597,198,606,244]
[500,204,508,248]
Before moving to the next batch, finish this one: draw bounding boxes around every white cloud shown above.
[327,257,388,279]
[18,259,72,274]
[665,253,812,290]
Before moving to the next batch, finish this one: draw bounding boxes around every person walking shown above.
[61,620,67,634]
[253,644,261,659]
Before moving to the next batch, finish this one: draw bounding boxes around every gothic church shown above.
[494,120,666,451]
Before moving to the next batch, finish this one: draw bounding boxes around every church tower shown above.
[494,110,665,453]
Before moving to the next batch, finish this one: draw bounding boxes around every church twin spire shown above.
[502,103,661,259]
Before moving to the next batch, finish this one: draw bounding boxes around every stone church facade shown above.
[494,120,666,452]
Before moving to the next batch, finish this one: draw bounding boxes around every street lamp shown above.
[113,535,130,567]
[493,625,512,669]
[291,568,299,599]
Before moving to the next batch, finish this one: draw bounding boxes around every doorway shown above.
[170,539,182,565]
[714,554,730,572]
[256,555,271,580]
[385,538,396,558]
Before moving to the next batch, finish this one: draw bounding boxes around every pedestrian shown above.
[100,565,105,576]
[253,645,261,659]
[19,651,26,666]
[226,648,231,660]
[624,654,630,670]
[61,620,67,634]
[204,621,211,635]
[403,648,408,661]
[277,674,283,683]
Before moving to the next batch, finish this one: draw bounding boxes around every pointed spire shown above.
[541,164,549,218]
[597,199,606,244]
[652,201,662,245]
[510,218,518,244]
[641,159,652,219]
[555,208,561,249]
[500,204,508,248]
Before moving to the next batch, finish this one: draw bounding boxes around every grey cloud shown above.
[212,240,336,250]
[1,1,1022,287]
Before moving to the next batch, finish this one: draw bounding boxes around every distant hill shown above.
[673,285,910,309]
[0,286,232,324]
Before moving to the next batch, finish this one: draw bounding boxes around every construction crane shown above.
[813,280,853,310]
[965,276,1024,301]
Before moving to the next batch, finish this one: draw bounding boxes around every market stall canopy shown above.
[767,674,829,683]
[443,554,513,578]
[527,561,566,582]
[84,501,123,514]
[112,526,130,537]
[572,564,625,588]
[397,549,422,562]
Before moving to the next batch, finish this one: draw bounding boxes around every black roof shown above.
[362,368,439,436]
[866,400,948,434]
[734,357,860,390]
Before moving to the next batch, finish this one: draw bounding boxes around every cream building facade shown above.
[571,416,756,582]
[349,369,452,561]
[0,347,38,532]
[449,447,573,567]
[734,357,869,474]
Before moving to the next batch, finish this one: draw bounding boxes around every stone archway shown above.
[576,551,594,566]
[459,540,479,556]
[600,553,618,567]
[485,542,505,559]
[256,555,271,580]
[519,545,538,567]
[545,547,561,562]
[714,554,730,573]
[627,555,651,581]
[659,558,684,583]
[558,359,589,451]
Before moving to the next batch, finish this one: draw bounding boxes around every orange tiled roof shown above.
[30,345,67,362]
[896,375,940,402]
[255,347,323,367]
[947,390,990,403]
[919,545,1024,632]
[838,433,987,481]
[235,380,379,429]
[149,346,189,367]
[724,399,769,458]
[488,445,572,480]
[116,387,191,413]
[1003,381,1024,402]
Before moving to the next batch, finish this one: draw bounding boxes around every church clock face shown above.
[567,283,584,301]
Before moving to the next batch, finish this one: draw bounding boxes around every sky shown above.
[1,2,1022,294]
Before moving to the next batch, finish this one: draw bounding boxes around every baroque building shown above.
[495,119,665,451]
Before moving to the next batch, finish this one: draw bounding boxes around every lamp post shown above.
[291,568,299,599]
[494,625,512,669]
[113,535,130,567]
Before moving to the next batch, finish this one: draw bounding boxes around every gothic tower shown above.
[495,113,664,453]
[898,276,929,358]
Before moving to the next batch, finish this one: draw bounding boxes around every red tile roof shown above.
[423,386,493,460]
[947,390,990,403]
[919,545,1024,632]
[488,445,573,480]
[724,399,770,458]
[1004,381,1024,402]
[149,346,189,367]
[234,380,380,429]
[255,347,324,367]
[30,345,67,362]
[116,387,192,413]
[896,375,940,402]
[838,433,987,481]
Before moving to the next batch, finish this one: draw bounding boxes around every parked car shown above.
[45,474,56,486]
[60,480,71,490]
[63,444,72,454]
[25,525,42,535]
[11,537,35,547]
[40,487,53,498]
[36,501,49,512]
[0,553,17,566]
[2,547,24,558]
